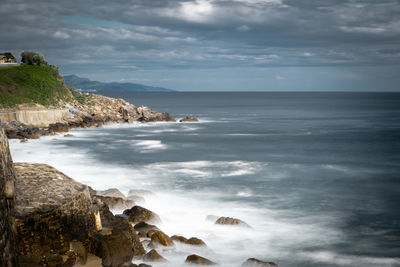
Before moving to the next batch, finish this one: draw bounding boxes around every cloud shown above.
[1,0,399,90]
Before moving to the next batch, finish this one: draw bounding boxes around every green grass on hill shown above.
[0,65,86,108]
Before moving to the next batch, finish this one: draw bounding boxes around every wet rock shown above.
[241,258,278,267]
[143,249,167,262]
[96,195,135,211]
[148,231,174,247]
[96,188,126,199]
[91,199,146,266]
[137,106,176,122]
[215,217,251,228]
[171,235,206,246]
[179,116,199,122]
[49,122,69,133]
[123,205,161,224]
[64,133,74,137]
[185,254,216,265]
[134,222,160,238]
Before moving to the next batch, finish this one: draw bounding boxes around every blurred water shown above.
[10,92,400,267]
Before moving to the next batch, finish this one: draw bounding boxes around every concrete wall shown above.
[0,128,17,267]
[0,109,69,127]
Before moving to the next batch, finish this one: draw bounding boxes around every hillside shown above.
[64,74,175,93]
[0,65,85,108]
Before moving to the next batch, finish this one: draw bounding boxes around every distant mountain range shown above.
[63,75,175,92]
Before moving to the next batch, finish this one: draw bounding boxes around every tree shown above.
[21,51,48,66]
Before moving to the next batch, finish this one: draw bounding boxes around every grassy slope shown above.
[0,65,84,108]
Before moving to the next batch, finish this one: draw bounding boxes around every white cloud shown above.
[237,25,250,32]
[54,31,70,39]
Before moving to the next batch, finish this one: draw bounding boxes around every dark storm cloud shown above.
[0,0,399,90]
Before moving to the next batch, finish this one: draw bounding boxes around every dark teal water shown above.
[11,92,400,266]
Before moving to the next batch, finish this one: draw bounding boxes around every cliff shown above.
[0,65,176,139]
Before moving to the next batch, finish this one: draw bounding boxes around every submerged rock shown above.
[185,254,216,265]
[143,249,167,262]
[179,116,199,122]
[215,216,251,228]
[241,258,278,266]
[123,205,161,224]
[148,230,174,247]
[171,235,206,246]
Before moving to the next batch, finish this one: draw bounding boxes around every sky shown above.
[1,0,400,91]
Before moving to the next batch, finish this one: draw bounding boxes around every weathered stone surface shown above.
[13,163,95,265]
[241,258,278,267]
[123,205,161,224]
[171,235,206,246]
[143,249,167,262]
[215,217,251,228]
[0,128,17,267]
[179,117,199,122]
[185,254,216,265]
[148,230,174,247]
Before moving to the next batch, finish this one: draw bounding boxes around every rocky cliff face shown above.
[1,93,176,139]
[0,128,17,267]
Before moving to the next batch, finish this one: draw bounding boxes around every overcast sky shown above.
[1,0,400,91]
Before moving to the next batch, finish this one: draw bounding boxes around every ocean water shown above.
[9,92,400,267]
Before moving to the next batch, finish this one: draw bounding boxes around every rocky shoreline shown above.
[0,127,278,266]
[1,93,177,140]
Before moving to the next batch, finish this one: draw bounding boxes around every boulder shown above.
[171,235,206,246]
[185,254,216,265]
[123,205,161,224]
[49,122,69,133]
[134,222,160,238]
[64,134,74,137]
[13,163,95,266]
[91,199,146,267]
[215,217,251,228]
[148,231,174,247]
[143,249,167,262]
[179,117,199,122]
[241,258,278,267]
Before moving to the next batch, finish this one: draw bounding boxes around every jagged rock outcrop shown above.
[241,258,278,266]
[2,93,177,139]
[0,128,17,266]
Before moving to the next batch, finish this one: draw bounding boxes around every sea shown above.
[9,92,400,267]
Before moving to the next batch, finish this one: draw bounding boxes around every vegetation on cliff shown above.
[0,65,86,108]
